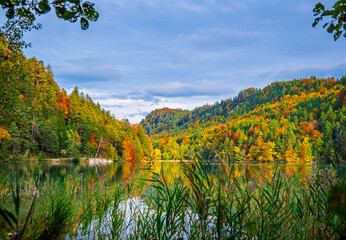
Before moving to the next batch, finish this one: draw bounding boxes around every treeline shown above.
[141,77,346,163]
[0,37,153,161]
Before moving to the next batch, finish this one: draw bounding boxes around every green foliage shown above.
[38,119,59,156]
[0,0,99,48]
[34,192,74,239]
[1,160,344,239]
[0,37,154,161]
[328,181,346,219]
[142,77,345,163]
[0,175,36,240]
[313,1,346,40]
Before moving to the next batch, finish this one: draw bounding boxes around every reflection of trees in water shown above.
[231,163,312,184]
[0,161,315,188]
[121,161,138,183]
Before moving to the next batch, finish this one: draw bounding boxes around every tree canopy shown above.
[142,77,345,163]
[0,0,98,48]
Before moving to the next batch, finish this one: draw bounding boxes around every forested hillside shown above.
[141,77,345,162]
[0,37,153,161]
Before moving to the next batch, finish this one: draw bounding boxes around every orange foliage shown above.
[88,133,96,144]
[284,149,297,162]
[58,97,70,116]
[161,136,169,148]
[123,136,137,161]
[299,121,321,140]
[232,132,241,144]
[132,124,138,134]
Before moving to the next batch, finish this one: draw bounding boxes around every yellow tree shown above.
[0,127,11,143]
[284,149,297,162]
[300,137,313,162]
[248,134,276,161]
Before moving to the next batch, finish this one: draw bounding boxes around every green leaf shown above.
[322,10,334,16]
[6,7,15,19]
[62,11,76,20]
[18,196,36,240]
[80,17,89,30]
[334,30,342,40]
[313,3,324,14]
[68,0,81,4]
[38,0,51,13]
[16,8,36,21]
[0,205,16,231]
[327,23,335,33]
[55,6,65,19]
[312,18,321,27]
[82,1,99,21]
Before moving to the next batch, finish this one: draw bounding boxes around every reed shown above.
[0,158,344,240]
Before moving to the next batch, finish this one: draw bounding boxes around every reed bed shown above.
[0,158,345,240]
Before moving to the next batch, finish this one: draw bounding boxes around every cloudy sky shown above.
[21,0,346,123]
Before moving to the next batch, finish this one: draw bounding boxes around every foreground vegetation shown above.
[0,158,345,239]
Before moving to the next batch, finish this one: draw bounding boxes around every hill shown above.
[0,37,153,161]
[141,77,345,162]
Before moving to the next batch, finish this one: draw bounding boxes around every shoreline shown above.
[0,158,342,167]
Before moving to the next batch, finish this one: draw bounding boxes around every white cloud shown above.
[21,0,346,125]
[146,80,235,97]
[94,96,188,123]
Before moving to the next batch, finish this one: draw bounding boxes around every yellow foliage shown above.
[0,127,12,143]
[152,149,162,161]
[18,94,25,101]
[284,149,297,162]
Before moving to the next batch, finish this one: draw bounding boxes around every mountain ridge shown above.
[141,77,345,162]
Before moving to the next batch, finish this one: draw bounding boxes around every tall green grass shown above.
[0,158,344,239]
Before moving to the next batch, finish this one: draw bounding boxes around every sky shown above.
[19,0,346,123]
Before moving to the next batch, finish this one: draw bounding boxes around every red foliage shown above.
[123,136,137,161]
[232,132,241,144]
[58,97,70,116]
[299,121,321,140]
[88,133,96,144]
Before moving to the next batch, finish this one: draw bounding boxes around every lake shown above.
[0,160,344,239]
[0,160,326,184]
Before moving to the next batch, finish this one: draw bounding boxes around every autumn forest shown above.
[1,20,346,240]
[0,36,344,164]
[0,37,153,161]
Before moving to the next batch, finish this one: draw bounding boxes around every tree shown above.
[0,127,11,159]
[0,126,11,144]
[1,0,99,48]
[123,136,137,161]
[39,118,59,156]
[313,1,346,40]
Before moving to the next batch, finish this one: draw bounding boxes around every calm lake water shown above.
[0,160,336,185]
[0,160,343,239]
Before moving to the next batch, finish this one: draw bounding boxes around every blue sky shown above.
[21,0,346,123]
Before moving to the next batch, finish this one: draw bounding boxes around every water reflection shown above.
[0,160,329,186]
